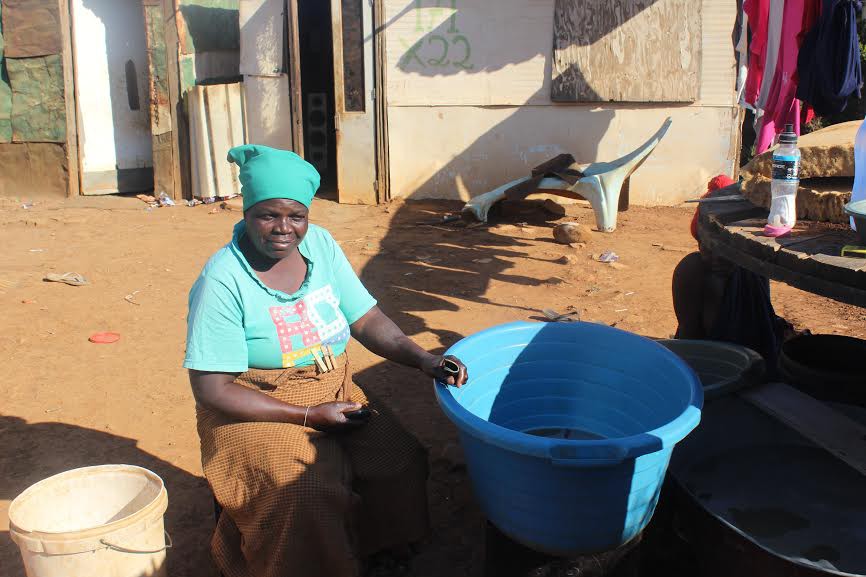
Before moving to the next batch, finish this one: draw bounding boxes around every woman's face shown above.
[244,198,309,260]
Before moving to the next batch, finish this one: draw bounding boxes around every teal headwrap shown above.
[227,144,321,211]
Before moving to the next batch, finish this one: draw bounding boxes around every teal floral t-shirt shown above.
[183,221,376,372]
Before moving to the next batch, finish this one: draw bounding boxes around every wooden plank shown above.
[57,0,80,196]
[285,0,303,154]
[143,2,172,136]
[143,1,175,199]
[373,0,388,203]
[163,0,186,199]
[777,245,866,288]
[698,183,766,226]
[741,383,866,477]
[205,84,239,194]
[698,227,866,307]
[552,0,701,103]
[699,183,866,304]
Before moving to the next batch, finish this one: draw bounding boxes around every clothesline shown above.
[738,0,863,154]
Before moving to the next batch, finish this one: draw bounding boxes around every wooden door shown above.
[71,0,154,194]
[330,0,377,205]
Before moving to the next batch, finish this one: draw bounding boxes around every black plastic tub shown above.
[656,339,765,400]
[780,334,866,407]
[668,395,866,577]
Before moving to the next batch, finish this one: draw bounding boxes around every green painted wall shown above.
[0,3,13,142]
[178,0,241,94]
[0,0,66,143]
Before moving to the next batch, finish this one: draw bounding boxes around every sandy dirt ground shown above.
[1,194,863,577]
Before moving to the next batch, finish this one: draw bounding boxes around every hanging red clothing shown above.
[743,0,772,107]
[755,0,821,153]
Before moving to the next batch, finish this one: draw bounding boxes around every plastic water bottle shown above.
[850,115,866,231]
[765,123,800,237]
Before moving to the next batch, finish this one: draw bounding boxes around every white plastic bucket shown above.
[8,465,170,577]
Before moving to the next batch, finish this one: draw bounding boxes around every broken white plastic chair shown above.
[462,118,673,232]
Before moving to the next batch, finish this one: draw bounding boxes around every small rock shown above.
[542,198,566,217]
[555,255,574,265]
[553,222,592,245]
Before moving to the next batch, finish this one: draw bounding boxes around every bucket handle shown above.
[100,530,172,554]
[548,443,630,468]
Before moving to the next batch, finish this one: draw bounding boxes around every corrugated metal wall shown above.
[189,82,245,199]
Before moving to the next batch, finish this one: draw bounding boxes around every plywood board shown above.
[239,0,284,76]
[0,0,61,57]
[552,0,701,102]
[700,0,738,105]
[383,0,730,108]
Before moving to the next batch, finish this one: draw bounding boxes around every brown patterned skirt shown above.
[196,355,429,577]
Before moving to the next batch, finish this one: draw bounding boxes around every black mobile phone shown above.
[345,407,372,422]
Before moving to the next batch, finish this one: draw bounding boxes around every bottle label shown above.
[772,155,800,181]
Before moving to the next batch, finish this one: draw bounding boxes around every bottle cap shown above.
[779,123,797,145]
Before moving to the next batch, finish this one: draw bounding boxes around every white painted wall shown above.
[383,0,740,205]
[72,0,152,187]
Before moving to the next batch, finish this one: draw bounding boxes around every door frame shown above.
[285,0,305,156]
[328,0,387,205]
[59,0,82,196]
[372,0,389,203]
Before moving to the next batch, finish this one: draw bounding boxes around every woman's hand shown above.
[421,354,468,388]
[306,401,367,432]
[350,307,468,387]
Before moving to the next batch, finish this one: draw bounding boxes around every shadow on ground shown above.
[0,416,215,577]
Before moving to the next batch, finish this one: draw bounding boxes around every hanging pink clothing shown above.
[743,0,771,107]
[755,0,822,153]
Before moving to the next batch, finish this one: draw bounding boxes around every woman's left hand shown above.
[421,354,468,388]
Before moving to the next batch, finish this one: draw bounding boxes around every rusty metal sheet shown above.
[7,54,65,142]
[144,3,172,135]
[189,82,244,199]
[0,0,61,58]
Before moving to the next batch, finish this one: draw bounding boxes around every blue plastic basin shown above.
[435,321,703,555]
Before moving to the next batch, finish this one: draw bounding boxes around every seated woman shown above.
[184,144,468,577]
